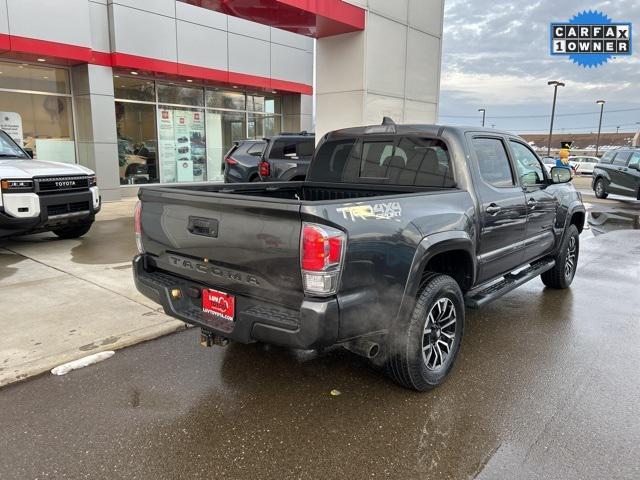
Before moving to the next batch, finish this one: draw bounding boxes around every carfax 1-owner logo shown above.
[550,10,632,67]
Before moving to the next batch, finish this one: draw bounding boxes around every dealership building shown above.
[0,0,443,200]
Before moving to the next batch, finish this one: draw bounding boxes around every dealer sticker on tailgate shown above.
[202,289,235,321]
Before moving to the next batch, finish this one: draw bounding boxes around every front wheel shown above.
[386,273,464,391]
[594,178,608,199]
[541,224,580,289]
[51,222,93,239]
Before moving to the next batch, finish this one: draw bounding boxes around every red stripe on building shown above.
[184,0,366,38]
[90,51,112,67]
[177,63,229,84]
[0,33,10,51]
[0,35,313,95]
[111,52,179,76]
[271,78,313,96]
[9,35,93,63]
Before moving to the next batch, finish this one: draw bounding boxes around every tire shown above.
[250,175,261,182]
[541,224,579,289]
[594,178,608,199]
[385,273,465,391]
[51,222,93,239]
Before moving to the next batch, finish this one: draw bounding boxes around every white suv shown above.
[0,130,100,239]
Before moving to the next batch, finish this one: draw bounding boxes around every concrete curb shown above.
[0,320,187,389]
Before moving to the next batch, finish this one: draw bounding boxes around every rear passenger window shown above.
[247,142,265,156]
[629,153,640,169]
[473,138,514,187]
[600,151,616,164]
[269,138,315,159]
[307,136,454,187]
[613,151,631,166]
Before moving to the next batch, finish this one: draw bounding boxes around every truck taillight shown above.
[259,161,270,177]
[134,201,144,254]
[301,223,346,296]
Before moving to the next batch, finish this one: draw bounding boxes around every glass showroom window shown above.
[114,75,283,185]
[115,102,158,185]
[0,61,75,163]
[248,94,282,139]
[157,105,207,183]
[206,110,246,181]
[114,77,158,185]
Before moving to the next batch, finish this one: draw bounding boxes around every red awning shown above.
[184,0,366,37]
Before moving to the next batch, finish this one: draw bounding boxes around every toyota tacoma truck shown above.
[133,120,585,391]
[0,130,100,239]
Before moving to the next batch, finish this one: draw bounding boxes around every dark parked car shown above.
[223,139,267,183]
[593,148,640,199]
[258,132,315,181]
[133,120,584,391]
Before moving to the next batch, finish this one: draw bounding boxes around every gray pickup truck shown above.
[133,120,585,391]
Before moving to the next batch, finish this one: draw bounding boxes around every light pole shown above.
[595,100,606,156]
[616,126,620,134]
[478,108,486,127]
[547,80,565,156]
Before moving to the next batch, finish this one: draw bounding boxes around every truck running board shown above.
[464,259,556,309]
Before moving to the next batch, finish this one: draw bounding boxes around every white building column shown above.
[72,64,120,202]
[315,0,444,139]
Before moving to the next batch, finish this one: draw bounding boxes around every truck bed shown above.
[141,181,449,204]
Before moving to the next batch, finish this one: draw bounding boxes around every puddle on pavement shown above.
[0,249,22,281]
[70,218,138,265]
[586,210,640,236]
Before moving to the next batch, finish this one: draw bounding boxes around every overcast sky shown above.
[438,0,640,133]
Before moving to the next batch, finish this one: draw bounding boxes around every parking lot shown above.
[0,178,639,479]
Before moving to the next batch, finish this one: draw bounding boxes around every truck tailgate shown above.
[139,188,304,307]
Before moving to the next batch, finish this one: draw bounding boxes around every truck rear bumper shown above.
[133,255,340,349]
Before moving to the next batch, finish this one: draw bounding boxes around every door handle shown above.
[527,198,538,209]
[486,204,501,215]
[618,167,627,171]
[187,216,219,238]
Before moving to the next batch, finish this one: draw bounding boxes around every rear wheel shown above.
[594,178,608,199]
[51,222,93,239]
[250,175,261,182]
[541,224,579,289]
[386,273,464,391]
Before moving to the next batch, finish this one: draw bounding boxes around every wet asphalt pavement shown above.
[1,192,639,479]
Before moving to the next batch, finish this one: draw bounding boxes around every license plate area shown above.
[202,288,235,322]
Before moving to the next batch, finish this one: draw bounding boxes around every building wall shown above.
[106,1,313,90]
[0,0,315,200]
[316,0,444,139]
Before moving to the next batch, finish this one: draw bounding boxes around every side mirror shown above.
[629,163,639,171]
[550,167,572,184]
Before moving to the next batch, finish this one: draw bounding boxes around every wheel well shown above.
[570,211,585,233]
[249,173,260,181]
[421,249,474,293]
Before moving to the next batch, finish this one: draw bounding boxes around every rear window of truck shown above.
[308,136,455,187]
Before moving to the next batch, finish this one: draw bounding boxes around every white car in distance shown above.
[569,156,599,175]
